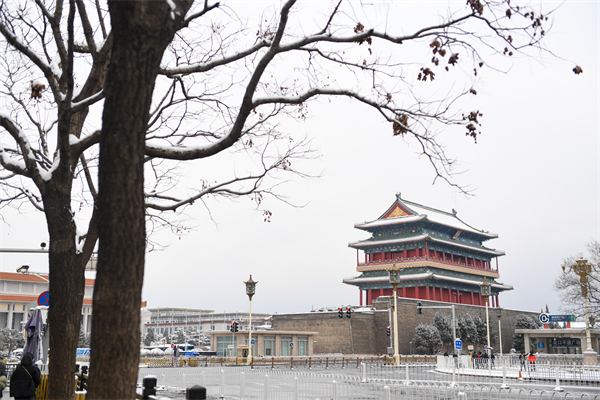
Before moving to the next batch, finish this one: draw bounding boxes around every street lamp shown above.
[480,278,492,372]
[496,306,503,355]
[244,275,257,364]
[387,264,402,366]
[562,254,598,365]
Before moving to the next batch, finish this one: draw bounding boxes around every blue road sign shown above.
[549,315,575,322]
[290,342,293,347]
[538,313,549,324]
[455,339,462,350]
[538,343,545,348]
[37,291,50,307]
[251,339,255,345]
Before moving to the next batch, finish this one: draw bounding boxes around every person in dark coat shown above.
[10,353,41,400]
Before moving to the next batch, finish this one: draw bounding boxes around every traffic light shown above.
[346,307,351,318]
[229,321,235,332]
[417,301,422,314]
[338,307,343,318]
[234,321,239,332]
[386,326,391,336]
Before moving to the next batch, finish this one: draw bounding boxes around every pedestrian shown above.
[453,353,458,368]
[528,351,536,371]
[0,354,7,399]
[9,353,41,400]
[519,351,526,371]
[482,351,489,367]
[491,351,495,368]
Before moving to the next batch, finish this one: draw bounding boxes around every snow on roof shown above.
[349,234,428,248]
[355,196,498,239]
[348,233,503,256]
[343,271,512,290]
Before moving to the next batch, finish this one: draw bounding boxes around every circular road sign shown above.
[538,313,550,324]
[38,291,50,307]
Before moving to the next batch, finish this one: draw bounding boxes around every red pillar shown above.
[360,290,363,306]
[426,286,430,300]
[415,286,420,299]
[496,295,500,307]
[470,291,475,305]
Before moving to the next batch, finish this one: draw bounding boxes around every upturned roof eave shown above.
[348,233,504,256]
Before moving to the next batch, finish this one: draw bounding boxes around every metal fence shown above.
[138,365,600,400]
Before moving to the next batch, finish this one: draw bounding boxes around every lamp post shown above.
[480,278,492,372]
[496,306,503,355]
[562,254,598,365]
[244,275,257,364]
[387,264,402,366]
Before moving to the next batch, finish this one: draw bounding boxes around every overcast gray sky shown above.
[1,0,598,318]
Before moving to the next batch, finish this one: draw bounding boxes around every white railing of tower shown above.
[138,365,600,399]
[357,256,498,273]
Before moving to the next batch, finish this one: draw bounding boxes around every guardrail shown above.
[140,354,436,368]
[137,366,600,399]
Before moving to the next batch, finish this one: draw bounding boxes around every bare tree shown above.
[0,0,573,398]
[554,240,600,321]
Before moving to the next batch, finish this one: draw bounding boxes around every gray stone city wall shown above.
[272,297,539,355]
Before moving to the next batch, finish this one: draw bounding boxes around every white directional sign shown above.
[455,339,462,350]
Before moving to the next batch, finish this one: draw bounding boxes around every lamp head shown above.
[244,275,257,300]
[16,265,29,273]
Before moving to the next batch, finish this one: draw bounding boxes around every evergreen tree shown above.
[413,323,442,354]
[473,315,487,345]
[458,313,477,345]
[512,314,539,351]
[144,329,156,347]
[77,328,91,348]
[0,328,26,353]
[434,311,453,350]
[163,329,170,344]
[175,330,186,344]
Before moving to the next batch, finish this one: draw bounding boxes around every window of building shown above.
[263,336,275,356]
[12,313,23,330]
[281,336,292,356]
[298,337,308,356]
[244,336,257,356]
[216,336,237,357]
[21,283,33,293]
[7,282,19,293]
[0,304,8,311]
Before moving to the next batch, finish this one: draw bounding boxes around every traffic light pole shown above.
[392,285,400,366]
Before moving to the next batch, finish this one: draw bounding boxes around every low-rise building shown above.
[0,272,94,332]
[141,307,272,336]
[210,330,318,357]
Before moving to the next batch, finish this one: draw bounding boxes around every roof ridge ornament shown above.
[452,208,457,215]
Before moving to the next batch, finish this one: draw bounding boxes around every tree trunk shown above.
[44,189,85,400]
[87,1,190,398]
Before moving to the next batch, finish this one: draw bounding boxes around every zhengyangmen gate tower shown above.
[343,193,512,307]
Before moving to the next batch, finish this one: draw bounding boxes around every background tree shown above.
[77,329,90,348]
[458,313,477,346]
[0,328,25,353]
[434,311,453,350]
[175,330,186,345]
[512,314,540,352]
[554,240,600,322]
[413,323,441,354]
[144,330,156,347]
[162,330,170,345]
[0,0,568,397]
